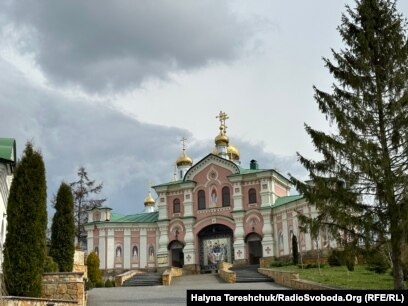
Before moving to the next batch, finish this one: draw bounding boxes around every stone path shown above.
[88,274,287,306]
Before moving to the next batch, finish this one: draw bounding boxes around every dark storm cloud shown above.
[2,0,249,92]
[0,58,190,214]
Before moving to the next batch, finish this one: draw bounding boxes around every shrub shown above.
[95,281,104,288]
[366,251,390,274]
[345,259,355,271]
[270,261,293,267]
[86,251,103,284]
[304,263,325,269]
[105,279,113,287]
[44,255,59,272]
[85,278,94,291]
[328,249,343,266]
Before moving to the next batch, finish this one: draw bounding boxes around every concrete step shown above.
[122,272,162,287]
[231,265,274,283]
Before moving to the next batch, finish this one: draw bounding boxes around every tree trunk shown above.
[391,226,405,289]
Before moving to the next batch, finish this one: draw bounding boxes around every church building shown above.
[85,112,321,272]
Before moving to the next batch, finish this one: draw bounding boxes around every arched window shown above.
[132,246,138,257]
[249,188,257,204]
[94,247,99,256]
[116,246,122,257]
[173,198,181,213]
[222,186,230,207]
[279,232,284,250]
[198,190,206,210]
[148,245,155,261]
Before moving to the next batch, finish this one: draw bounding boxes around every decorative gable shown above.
[184,154,240,182]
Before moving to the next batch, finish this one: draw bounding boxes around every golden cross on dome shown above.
[216,111,229,133]
[180,137,187,153]
[173,163,177,181]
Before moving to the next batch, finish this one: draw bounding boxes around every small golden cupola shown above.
[214,111,230,160]
[227,144,240,165]
[176,137,193,180]
[144,185,156,213]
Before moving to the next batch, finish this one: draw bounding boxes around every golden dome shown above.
[215,132,229,145]
[211,147,218,155]
[227,144,240,160]
[144,192,155,206]
[176,153,193,167]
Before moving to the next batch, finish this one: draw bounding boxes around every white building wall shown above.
[0,163,11,274]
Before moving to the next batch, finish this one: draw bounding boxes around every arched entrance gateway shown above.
[197,224,233,272]
[168,240,184,268]
[246,233,263,265]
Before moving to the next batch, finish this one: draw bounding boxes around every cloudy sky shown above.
[1,1,407,216]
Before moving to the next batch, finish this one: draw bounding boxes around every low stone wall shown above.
[162,267,184,286]
[259,257,275,268]
[0,296,77,306]
[291,278,337,290]
[42,272,85,306]
[258,268,298,287]
[218,262,236,283]
[258,268,337,290]
[114,270,142,287]
[72,265,87,279]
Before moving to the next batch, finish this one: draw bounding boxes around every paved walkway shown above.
[88,274,287,306]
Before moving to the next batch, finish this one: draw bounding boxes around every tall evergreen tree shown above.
[3,143,47,296]
[292,0,408,289]
[50,182,75,272]
[70,167,105,248]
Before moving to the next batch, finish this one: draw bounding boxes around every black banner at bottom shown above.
[187,290,406,305]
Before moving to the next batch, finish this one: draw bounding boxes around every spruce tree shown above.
[70,167,105,248]
[50,182,75,272]
[3,142,47,296]
[292,0,408,289]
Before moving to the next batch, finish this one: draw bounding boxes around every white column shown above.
[232,183,243,211]
[106,229,115,270]
[140,228,147,268]
[99,229,106,270]
[261,211,274,258]
[157,221,169,269]
[87,229,94,255]
[282,213,289,255]
[260,178,273,208]
[124,228,131,269]
[183,189,193,217]
[158,193,168,220]
[183,221,195,266]
[271,179,276,205]
[232,212,246,263]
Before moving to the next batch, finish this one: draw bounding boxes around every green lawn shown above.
[271,264,405,289]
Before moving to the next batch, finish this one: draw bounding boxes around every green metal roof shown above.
[99,211,159,223]
[0,138,16,162]
[273,195,304,208]
[153,179,184,188]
